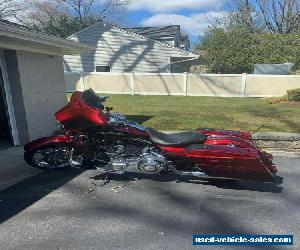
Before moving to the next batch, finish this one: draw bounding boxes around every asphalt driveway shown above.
[0,147,299,250]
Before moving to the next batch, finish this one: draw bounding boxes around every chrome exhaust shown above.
[167,164,207,177]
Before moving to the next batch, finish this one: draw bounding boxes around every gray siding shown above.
[64,23,195,73]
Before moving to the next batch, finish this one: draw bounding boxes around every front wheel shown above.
[24,146,72,169]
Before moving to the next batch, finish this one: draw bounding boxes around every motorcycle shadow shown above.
[90,172,283,193]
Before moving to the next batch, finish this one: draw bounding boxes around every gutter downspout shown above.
[168,57,200,65]
[168,56,200,73]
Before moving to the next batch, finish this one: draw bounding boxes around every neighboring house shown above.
[180,34,190,51]
[64,22,200,73]
[0,19,92,145]
[125,25,190,50]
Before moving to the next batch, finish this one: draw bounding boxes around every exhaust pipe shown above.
[168,164,207,177]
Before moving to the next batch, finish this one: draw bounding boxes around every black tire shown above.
[24,146,72,170]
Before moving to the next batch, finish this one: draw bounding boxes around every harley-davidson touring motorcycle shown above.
[24,89,278,182]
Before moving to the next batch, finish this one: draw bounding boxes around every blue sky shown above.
[124,0,228,46]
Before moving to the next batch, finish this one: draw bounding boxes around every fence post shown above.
[241,73,247,97]
[183,72,188,96]
[130,72,135,95]
[80,72,85,91]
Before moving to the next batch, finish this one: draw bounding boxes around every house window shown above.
[95,66,111,72]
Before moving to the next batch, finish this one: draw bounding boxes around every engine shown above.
[108,147,168,174]
[137,149,168,174]
[85,135,169,174]
[93,140,167,174]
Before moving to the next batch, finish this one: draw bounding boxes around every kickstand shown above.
[92,174,110,187]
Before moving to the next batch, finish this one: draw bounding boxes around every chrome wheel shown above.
[31,147,71,169]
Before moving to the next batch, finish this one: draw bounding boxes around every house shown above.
[0,19,93,146]
[63,22,200,73]
[125,25,190,50]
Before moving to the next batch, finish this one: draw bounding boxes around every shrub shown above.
[287,88,300,102]
[265,96,287,104]
[195,28,300,74]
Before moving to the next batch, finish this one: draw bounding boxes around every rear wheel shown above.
[24,146,72,169]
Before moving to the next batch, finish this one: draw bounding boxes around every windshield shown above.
[81,89,103,110]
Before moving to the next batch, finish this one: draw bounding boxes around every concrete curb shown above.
[253,133,300,150]
[163,131,300,141]
[251,132,300,142]
[255,140,300,150]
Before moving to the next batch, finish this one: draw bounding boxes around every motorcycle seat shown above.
[146,128,205,146]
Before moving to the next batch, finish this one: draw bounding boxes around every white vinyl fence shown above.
[65,72,300,97]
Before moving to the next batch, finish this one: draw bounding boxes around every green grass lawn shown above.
[67,94,300,132]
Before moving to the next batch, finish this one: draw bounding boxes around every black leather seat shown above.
[146,128,205,146]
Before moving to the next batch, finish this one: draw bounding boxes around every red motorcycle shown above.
[24,89,277,182]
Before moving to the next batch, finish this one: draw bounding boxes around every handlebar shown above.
[99,95,109,102]
[105,106,113,112]
[99,96,109,111]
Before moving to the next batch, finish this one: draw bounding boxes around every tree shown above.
[197,27,256,73]
[195,26,300,73]
[228,0,300,33]
[59,0,130,24]
[0,0,20,19]
[194,0,300,73]
[228,0,258,32]
[17,0,130,37]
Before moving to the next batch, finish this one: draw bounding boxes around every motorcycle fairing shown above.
[55,91,108,131]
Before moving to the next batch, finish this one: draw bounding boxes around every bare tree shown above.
[0,0,20,19]
[229,0,300,33]
[19,1,64,26]
[20,0,130,25]
[228,0,258,32]
[60,0,130,24]
[255,0,300,33]
[15,0,130,37]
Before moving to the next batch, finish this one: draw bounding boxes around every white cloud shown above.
[140,11,227,36]
[129,0,225,13]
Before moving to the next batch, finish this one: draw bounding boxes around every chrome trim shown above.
[168,164,206,177]
[108,112,146,131]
